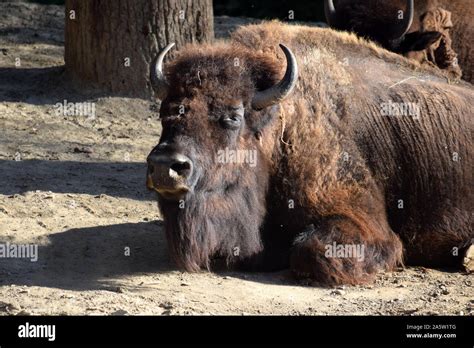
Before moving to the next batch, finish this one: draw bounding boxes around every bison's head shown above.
[406,8,461,78]
[146,43,298,271]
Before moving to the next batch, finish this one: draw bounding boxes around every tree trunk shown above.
[65,0,213,98]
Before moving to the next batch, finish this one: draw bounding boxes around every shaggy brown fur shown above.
[330,0,463,80]
[150,21,473,286]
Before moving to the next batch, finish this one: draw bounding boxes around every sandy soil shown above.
[0,2,472,316]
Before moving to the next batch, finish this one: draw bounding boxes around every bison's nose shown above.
[146,152,193,198]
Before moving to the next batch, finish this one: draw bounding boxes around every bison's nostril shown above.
[170,161,191,176]
[147,152,193,183]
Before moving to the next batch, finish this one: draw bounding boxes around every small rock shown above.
[463,245,474,273]
[331,289,345,296]
[159,302,173,310]
[111,286,126,293]
[73,146,93,154]
[43,191,54,199]
[0,302,19,313]
[402,308,419,314]
[60,294,75,299]
[111,309,128,316]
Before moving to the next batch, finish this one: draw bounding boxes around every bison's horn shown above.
[150,43,175,100]
[252,44,298,110]
[390,0,414,40]
[324,0,340,28]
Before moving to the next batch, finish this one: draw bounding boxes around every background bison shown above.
[437,0,474,83]
[148,22,473,286]
[325,0,466,80]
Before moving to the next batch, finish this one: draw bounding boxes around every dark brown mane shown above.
[159,165,269,271]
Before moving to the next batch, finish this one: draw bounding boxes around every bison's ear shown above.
[245,104,280,133]
[397,31,442,53]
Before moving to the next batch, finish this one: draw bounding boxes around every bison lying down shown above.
[325,0,463,80]
[146,22,473,286]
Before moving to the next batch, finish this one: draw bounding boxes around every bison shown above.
[146,21,473,286]
[436,0,474,83]
[325,0,462,80]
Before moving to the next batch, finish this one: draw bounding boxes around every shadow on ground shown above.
[0,219,296,291]
[0,66,70,104]
[0,159,154,201]
[0,221,175,291]
[0,67,150,104]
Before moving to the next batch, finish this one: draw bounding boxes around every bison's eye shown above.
[220,113,242,130]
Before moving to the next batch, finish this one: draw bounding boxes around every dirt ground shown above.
[0,2,472,316]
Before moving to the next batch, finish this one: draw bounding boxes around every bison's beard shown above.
[158,171,269,272]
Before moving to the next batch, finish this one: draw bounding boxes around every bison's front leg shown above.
[289,215,403,286]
